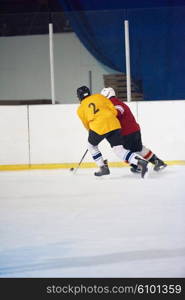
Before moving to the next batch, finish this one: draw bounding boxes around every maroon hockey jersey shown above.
[110,97,140,136]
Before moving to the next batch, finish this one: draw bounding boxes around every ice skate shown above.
[130,164,141,174]
[136,157,148,178]
[153,159,167,171]
[94,164,110,176]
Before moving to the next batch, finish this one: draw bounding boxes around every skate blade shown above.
[154,164,167,171]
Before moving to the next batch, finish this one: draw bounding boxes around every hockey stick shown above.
[70,149,88,174]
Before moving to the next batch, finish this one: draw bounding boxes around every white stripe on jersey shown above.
[115,105,124,114]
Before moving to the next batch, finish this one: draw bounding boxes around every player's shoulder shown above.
[85,94,107,104]
[114,97,129,107]
[77,104,81,114]
[111,96,122,104]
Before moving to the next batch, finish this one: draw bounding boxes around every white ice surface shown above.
[0,165,185,278]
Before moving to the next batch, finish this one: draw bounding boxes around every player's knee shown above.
[87,142,99,154]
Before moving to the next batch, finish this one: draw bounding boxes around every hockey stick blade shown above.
[71,149,88,174]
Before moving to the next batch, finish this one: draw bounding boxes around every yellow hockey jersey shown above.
[77,93,121,135]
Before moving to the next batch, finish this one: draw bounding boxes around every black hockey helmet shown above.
[77,86,91,101]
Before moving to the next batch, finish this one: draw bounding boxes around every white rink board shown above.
[0,100,185,165]
[29,104,88,163]
[137,101,185,160]
[0,106,29,164]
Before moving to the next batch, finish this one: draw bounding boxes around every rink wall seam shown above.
[0,161,185,171]
[0,101,184,168]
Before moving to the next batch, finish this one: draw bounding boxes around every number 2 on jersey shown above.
[88,102,99,114]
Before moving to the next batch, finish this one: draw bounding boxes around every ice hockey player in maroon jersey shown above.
[101,87,167,173]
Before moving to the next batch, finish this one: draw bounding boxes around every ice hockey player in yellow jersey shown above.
[77,86,148,178]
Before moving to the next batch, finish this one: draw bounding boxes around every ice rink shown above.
[0,164,185,278]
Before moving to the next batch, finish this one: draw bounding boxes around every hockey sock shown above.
[113,145,140,165]
[87,142,104,167]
